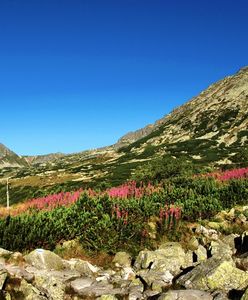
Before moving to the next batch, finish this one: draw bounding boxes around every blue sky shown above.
[0,0,247,155]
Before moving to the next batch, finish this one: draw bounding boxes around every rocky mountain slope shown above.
[0,143,28,169]
[0,67,247,202]
[118,66,248,162]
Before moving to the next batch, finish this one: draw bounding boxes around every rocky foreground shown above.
[0,209,248,300]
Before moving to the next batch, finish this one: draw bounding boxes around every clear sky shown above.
[0,0,247,155]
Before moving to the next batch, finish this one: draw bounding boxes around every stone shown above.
[24,249,64,271]
[10,252,23,263]
[134,242,192,276]
[68,258,100,275]
[18,279,47,300]
[235,252,248,271]
[128,292,143,300]
[33,272,66,299]
[0,269,8,290]
[137,269,173,288]
[194,245,207,262]
[210,240,232,260]
[120,267,136,280]
[188,237,199,251]
[5,265,34,282]
[159,290,213,300]
[70,278,94,293]
[177,258,248,292]
[112,252,132,268]
[195,225,219,241]
[99,296,118,300]
[0,248,12,259]
[129,278,144,294]
[221,234,239,254]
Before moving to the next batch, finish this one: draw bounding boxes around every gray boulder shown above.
[159,290,213,300]
[177,258,248,293]
[24,249,64,271]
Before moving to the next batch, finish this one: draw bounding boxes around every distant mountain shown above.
[0,67,247,204]
[24,153,65,165]
[0,143,28,169]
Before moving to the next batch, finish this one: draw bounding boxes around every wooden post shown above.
[6,177,10,210]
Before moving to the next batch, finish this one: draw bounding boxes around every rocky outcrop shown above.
[0,229,248,299]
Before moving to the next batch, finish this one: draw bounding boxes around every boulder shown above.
[177,258,248,293]
[0,248,12,258]
[0,269,8,290]
[194,245,207,262]
[70,278,94,294]
[5,265,34,282]
[112,252,132,268]
[159,290,213,300]
[67,258,99,275]
[33,272,66,300]
[221,234,239,254]
[210,240,232,260]
[18,279,47,300]
[188,237,199,251]
[195,225,219,241]
[24,249,64,271]
[134,242,192,276]
[137,268,173,288]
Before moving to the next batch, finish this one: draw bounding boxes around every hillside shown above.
[0,67,247,204]
[0,143,28,169]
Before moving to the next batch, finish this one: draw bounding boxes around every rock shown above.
[236,213,247,224]
[128,292,143,300]
[112,252,132,268]
[195,225,219,241]
[18,279,47,300]
[134,242,192,276]
[129,278,144,294]
[177,258,248,293]
[194,245,207,262]
[9,252,23,264]
[67,258,100,275]
[70,278,94,293]
[34,273,66,299]
[221,234,239,254]
[0,269,8,290]
[137,269,173,288]
[5,265,34,282]
[159,290,213,300]
[188,237,199,251]
[0,248,12,259]
[210,240,232,260]
[235,252,248,271]
[24,249,65,271]
[76,282,122,297]
[99,296,118,300]
[120,267,136,280]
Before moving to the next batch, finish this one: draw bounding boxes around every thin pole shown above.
[6,178,9,210]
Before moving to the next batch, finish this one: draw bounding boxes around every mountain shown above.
[117,66,248,164]
[0,67,247,204]
[0,143,28,169]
